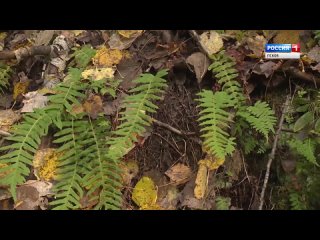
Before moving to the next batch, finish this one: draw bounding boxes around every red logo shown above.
[291,44,300,52]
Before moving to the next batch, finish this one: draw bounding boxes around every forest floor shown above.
[0,30,320,210]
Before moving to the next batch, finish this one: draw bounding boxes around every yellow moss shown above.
[93,46,123,67]
[132,176,158,209]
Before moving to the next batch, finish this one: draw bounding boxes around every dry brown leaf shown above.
[186,52,209,84]
[274,30,301,44]
[13,81,30,100]
[21,91,48,113]
[33,30,55,46]
[199,31,223,55]
[0,109,21,132]
[308,46,320,63]
[246,35,266,57]
[15,180,53,210]
[165,163,192,185]
[224,149,243,181]
[120,160,139,186]
[252,61,277,78]
[82,95,103,119]
[118,30,143,38]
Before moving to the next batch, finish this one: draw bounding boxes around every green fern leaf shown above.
[0,65,12,93]
[72,45,96,68]
[209,50,245,107]
[215,196,231,210]
[237,101,277,140]
[197,90,236,159]
[107,70,168,161]
[50,117,90,210]
[289,138,318,166]
[0,109,51,200]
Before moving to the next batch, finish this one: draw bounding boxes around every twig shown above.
[0,130,11,137]
[258,95,291,210]
[152,118,195,136]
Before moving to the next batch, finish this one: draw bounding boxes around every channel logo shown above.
[265,43,300,59]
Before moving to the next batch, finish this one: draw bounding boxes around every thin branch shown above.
[259,95,291,210]
[0,130,11,137]
[152,118,195,136]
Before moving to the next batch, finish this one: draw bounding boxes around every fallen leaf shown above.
[93,46,125,67]
[252,61,277,78]
[81,67,115,80]
[246,35,266,57]
[33,30,55,46]
[71,30,84,37]
[70,103,85,115]
[33,148,60,181]
[13,81,30,100]
[199,31,224,55]
[103,92,127,116]
[118,30,143,38]
[82,95,103,119]
[21,91,48,113]
[0,109,21,132]
[186,52,209,83]
[158,185,179,210]
[15,180,53,210]
[274,30,301,44]
[311,63,320,73]
[308,46,320,63]
[0,163,12,181]
[120,160,139,186]
[116,57,142,90]
[108,31,143,50]
[0,32,7,51]
[194,163,208,199]
[165,163,192,185]
[132,176,159,209]
[293,111,314,132]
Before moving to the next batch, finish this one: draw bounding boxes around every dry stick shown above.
[258,95,291,210]
[152,118,195,136]
[0,130,11,137]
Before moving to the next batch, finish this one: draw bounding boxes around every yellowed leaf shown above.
[194,163,208,199]
[13,81,30,100]
[132,176,159,209]
[200,31,224,55]
[165,163,192,185]
[93,46,123,67]
[71,30,84,36]
[81,67,115,80]
[33,148,61,181]
[118,30,143,38]
[70,103,85,115]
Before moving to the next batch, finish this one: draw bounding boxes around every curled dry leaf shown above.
[165,163,192,185]
[199,31,224,55]
[21,91,49,113]
[120,160,139,186]
[186,52,209,84]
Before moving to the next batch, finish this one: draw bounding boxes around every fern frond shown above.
[289,138,318,166]
[45,68,87,129]
[237,101,277,140]
[0,65,12,93]
[289,191,307,210]
[209,50,245,107]
[197,90,236,159]
[0,109,51,200]
[83,118,123,210]
[50,117,90,210]
[314,30,320,43]
[107,70,168,161]
[72,45,96,68]
[215,196,231,210]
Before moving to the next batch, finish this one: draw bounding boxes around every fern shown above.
[0,109,51,200]
[314,30,320,44]
[0,65,11,93]
[237,101,277,140]
[289,191,307,210]
[107,70,168,161]
[215,196,231,210]
[289,138,318,166]
[50,117,90,210]
[72,45,96,68]
[45,68,87,129]
[209,50,245,108]
[197,90,236,159]
[83,118,123,210]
